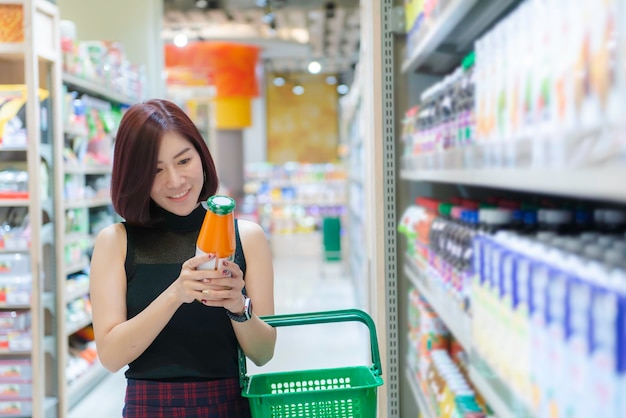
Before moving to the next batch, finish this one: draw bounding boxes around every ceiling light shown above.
[308,61,322,74]
[337,84,349,95]
[325,75,337,85]
[292,85,305,95]
[173,33,188,48]
[273,76,285,87]
[195,0,208,7]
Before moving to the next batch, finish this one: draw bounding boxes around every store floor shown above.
[68,252,369,418]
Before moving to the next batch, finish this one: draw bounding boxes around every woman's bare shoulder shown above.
[237,219,266,237]
[93,223,127,254]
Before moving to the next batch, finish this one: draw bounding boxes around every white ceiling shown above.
[162,0,361,79]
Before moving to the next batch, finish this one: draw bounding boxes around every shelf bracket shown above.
[388,6,405,35]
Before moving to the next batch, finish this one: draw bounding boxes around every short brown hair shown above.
[111,99,218,225]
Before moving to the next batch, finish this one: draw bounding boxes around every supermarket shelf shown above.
[42,291,55,312]
[402,0,477,73]
[63,125,89,138]
[40,144,54,168]
[65,196,112,209]
[0,198,29,207]
[404,257,472,351]
[44,335,56,354]
[66,315,92,336]
[257,178,347,187]
[65,259,89,276]
[67,361,109,409]
[0,41,57,63]
[0,145,27,152]
[0,349,30,356]
[0,42,26,60]
[64,164,112,175]
[45,397,59,415]
[402,0,517,74]
[260,200,345,207]
[43,397,59,417]
[37,47,57,63]
[0,303,30,310]
[64,232,94,246]
[468,353,534,418]
[0,247,29,254]
[62,73,137,105]
[401,166,626,203]
[35,0,58,16]
[66,281,90,302]
[406,368,435,418]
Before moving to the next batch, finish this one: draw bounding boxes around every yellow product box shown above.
[405,0,424,32]
[0,85,49,148]
[0,5,24,43]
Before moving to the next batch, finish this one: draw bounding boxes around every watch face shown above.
[245,297,252,319]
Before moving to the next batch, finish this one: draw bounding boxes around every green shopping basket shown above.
[239,308,384,418]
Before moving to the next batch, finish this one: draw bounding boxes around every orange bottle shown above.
[196,195,236,270]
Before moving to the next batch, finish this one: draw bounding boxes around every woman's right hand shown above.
[171,253,216,304]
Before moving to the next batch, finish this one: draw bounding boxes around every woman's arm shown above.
[231,220,277,366]
[89,223,214,372]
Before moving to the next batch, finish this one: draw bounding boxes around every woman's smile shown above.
[169,188,191,201]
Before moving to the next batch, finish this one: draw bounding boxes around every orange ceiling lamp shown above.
[165,41,260,129]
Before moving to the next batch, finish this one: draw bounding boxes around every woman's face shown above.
[150,131,204,216]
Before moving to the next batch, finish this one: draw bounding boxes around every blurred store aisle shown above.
[68,253,368,418]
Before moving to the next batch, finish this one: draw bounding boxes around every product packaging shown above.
[196,195,236,270]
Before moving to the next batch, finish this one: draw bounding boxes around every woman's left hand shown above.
[198,259,246,314]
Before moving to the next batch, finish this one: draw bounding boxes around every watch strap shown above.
[226,296,252,322]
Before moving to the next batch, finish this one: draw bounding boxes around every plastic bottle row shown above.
[473,229,625,418]
[245,162,347,185]
[399,196,626,311]
[401,0,626,171]
[400,194,626,418]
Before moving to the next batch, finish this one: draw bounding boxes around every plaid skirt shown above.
[122,377,252,418]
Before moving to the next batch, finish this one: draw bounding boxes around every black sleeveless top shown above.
[122,204,246,381]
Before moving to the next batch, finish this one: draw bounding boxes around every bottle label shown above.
[195,246,234,270]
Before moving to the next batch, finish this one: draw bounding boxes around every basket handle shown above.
[239,308,382,389]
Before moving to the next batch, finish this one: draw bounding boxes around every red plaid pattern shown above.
[122,377,251,418]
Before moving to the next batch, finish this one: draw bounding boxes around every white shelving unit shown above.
[0,1,62,416]
[339,65,369,311]
[54,73,135,416]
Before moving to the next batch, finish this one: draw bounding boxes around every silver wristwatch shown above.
[226,296,252,322]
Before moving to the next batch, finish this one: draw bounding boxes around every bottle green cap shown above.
[438,203,452,217]
[462,51,475,70]
[206,195,236,215]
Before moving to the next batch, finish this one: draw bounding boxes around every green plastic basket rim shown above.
[238,309,383,390]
